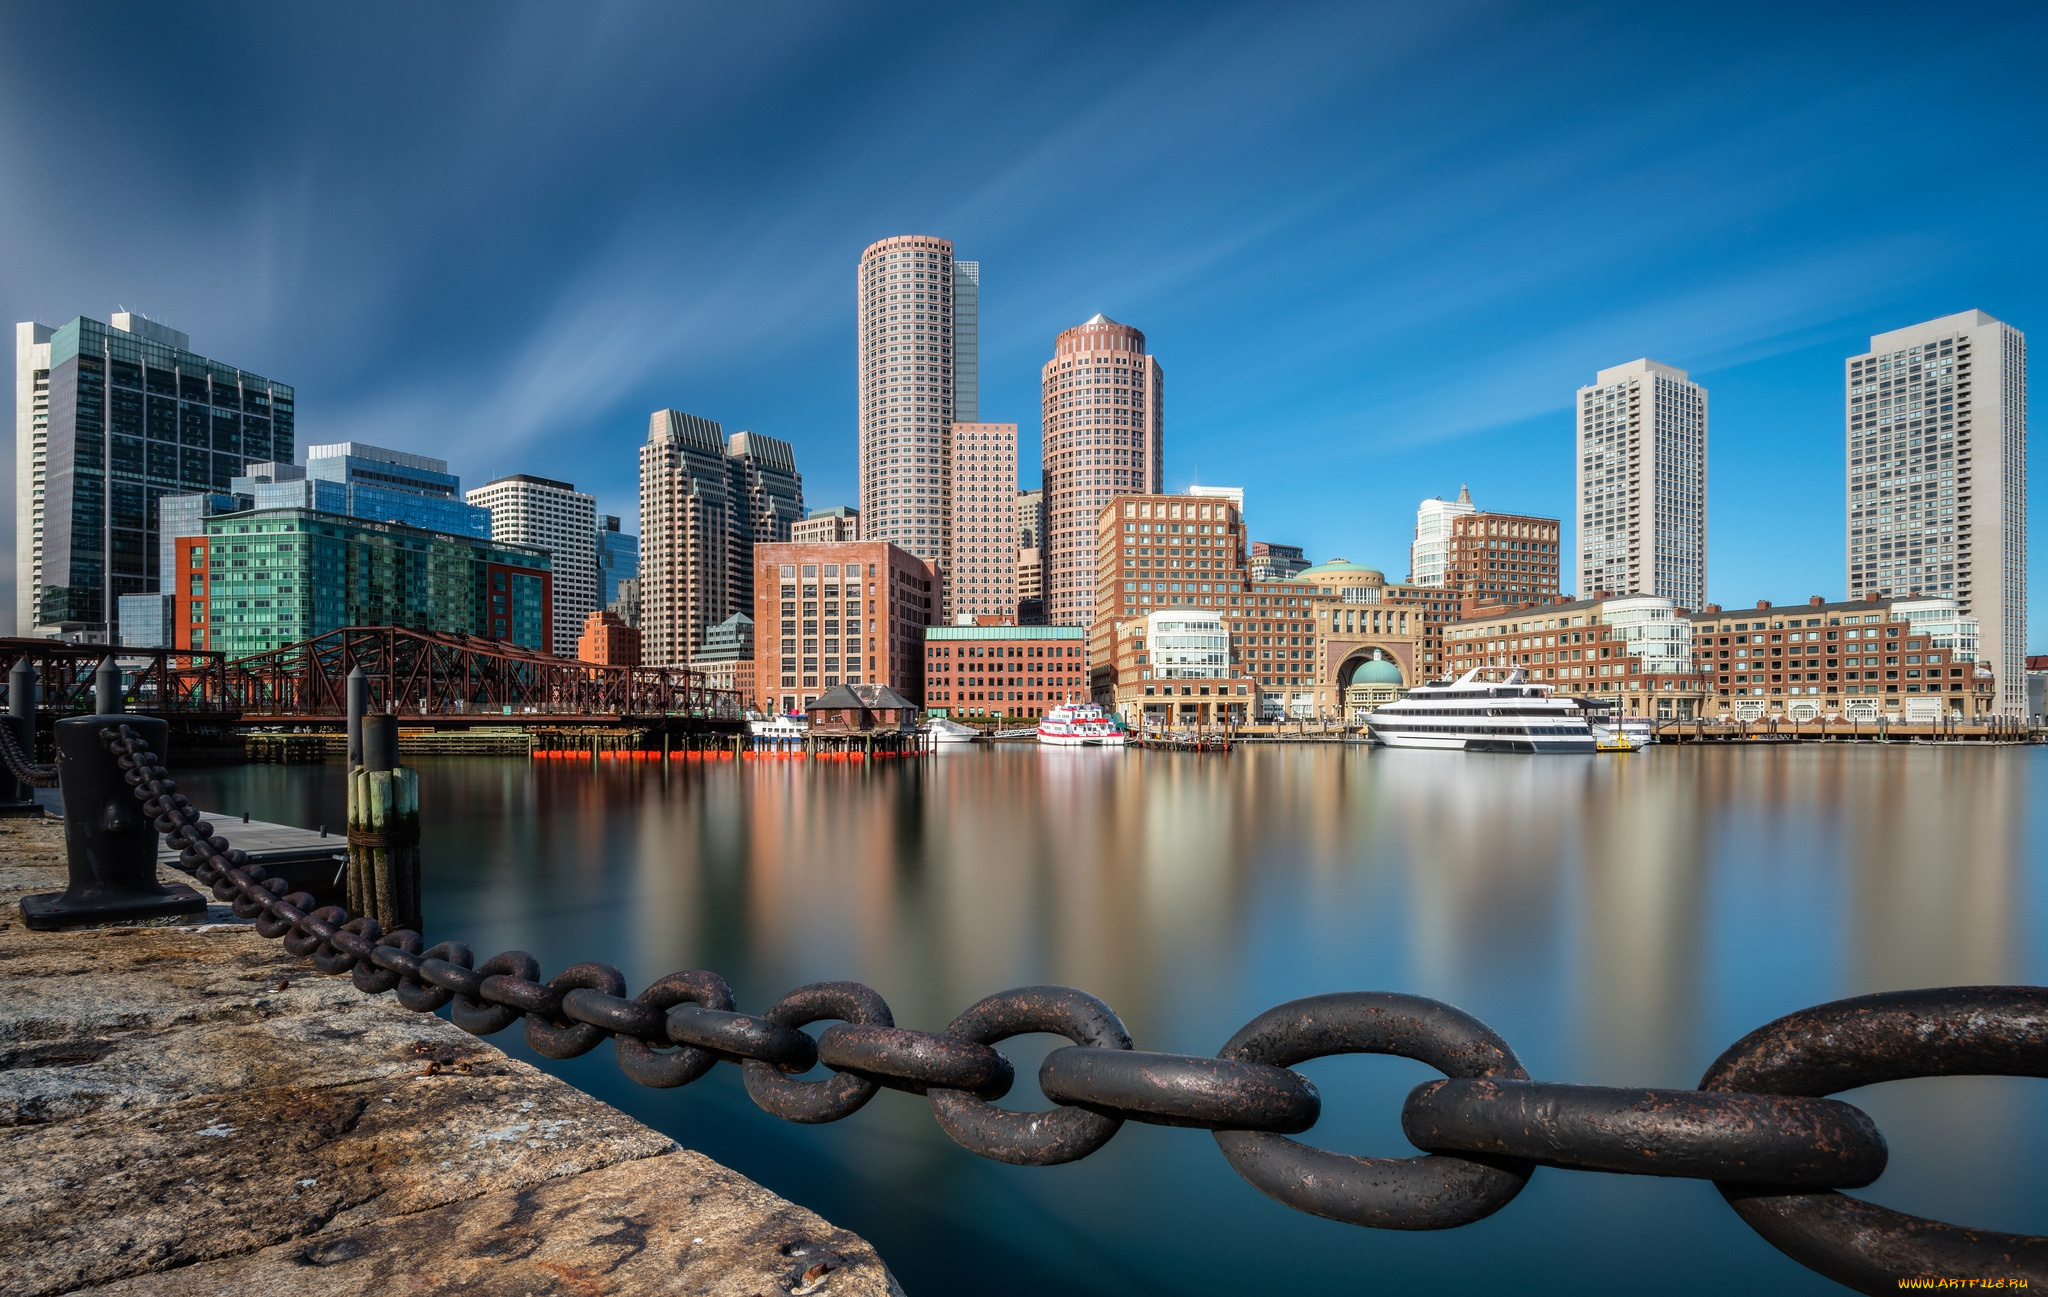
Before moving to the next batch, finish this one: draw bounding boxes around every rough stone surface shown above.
[0,816,900,1297]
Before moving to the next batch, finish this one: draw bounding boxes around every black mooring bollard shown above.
[94,657,124,717]
[19,715,205,930]
[2,657,38,815]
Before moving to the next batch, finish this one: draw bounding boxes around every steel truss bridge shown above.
[1,628,739,726]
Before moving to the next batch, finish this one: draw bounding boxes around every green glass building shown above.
[193,508,551,659]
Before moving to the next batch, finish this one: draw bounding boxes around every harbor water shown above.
[177,744,2048,1294]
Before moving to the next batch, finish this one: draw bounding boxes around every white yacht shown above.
[749,713,808,742]
[1361,667,1596,754]
[1037,702,1128,747]
[923,717,979,745]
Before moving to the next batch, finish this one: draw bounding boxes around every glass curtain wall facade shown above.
[597,515,639,606]
[189,508,550,659]
[304,442,491,537]
[27,313,293,639]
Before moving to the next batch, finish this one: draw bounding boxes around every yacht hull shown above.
[1374,730,1596,754]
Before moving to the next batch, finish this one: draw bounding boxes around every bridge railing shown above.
[218,626,739,721]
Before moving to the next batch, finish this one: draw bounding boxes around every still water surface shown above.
[180,745,2048,1294]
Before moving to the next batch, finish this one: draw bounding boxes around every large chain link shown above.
[102,724,2047,1296]
[0,717,57,787]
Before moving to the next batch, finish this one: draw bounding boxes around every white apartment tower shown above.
[1410,485,1477,586]
[13,322,54,635]
[1576,359,1707,610]
[1846,310,2027,716]
[949,422,1017,621]
[465,474,598,657]
[857,235,977,609]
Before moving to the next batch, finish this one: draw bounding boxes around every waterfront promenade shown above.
[0,814,897,1297]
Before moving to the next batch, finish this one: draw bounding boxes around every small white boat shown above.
[1361,667,1595,753]
[750,713,808,742]
[1578,699,1655,750]
[1593,716,1656,748]
[1037,702,1127,747]
[923,717,979,745]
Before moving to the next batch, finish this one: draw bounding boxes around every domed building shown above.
[1345,651,1405,711]
[1264,558,1429,722]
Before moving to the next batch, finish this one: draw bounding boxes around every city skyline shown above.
[2,6,2043,644]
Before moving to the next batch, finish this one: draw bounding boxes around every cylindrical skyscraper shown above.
[1040,315,1163,627]
[857,235,966,586]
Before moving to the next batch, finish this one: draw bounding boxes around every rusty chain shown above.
[104,725,2047,1295]
[0,718,58,787]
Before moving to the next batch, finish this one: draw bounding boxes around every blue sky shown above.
[4,2,2043,641]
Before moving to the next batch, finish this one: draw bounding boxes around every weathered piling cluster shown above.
[346,713,422,935]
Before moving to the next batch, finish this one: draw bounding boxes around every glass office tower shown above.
[303,442,492,537]
[597,515,639,606]
[20,311,293,639]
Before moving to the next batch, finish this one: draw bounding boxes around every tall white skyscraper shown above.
[857,235,972,599]
[1576,359,1707,610]
[1410,484,1476,586]
[13,322,54,636]
[1846,310,2027,716]
[466,474,598,657]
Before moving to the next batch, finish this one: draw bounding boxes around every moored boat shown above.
[1361,667,1595,753]
[749,713,808,742]
[924,717,979,745]
[1037,702,1127,747]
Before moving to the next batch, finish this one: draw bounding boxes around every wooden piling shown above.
[347,716,423,934]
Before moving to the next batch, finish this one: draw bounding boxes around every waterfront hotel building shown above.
[1410,486,1562,611]
[14,312,294,640]
[1576,359,1706,610]
[750,541,939,716]
[1091,492,1464,724]
[1442,594,1710,720]
[856,236,974,609]
[1845,311,2026,716]
[1691,594,1992,721]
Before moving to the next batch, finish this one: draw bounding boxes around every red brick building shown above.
[1442,511,1562,610]
[576,609,641,666]
[1692,594,1995,719]
[753,542,939,716]
[924,624,1087,718]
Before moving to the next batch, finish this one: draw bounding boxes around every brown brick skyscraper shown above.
[1041,315,1162,627]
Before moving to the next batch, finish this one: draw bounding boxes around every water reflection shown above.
[178,745,2048,1295]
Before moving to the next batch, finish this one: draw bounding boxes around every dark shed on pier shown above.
[807,684,917,735]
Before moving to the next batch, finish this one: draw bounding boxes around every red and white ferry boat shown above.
[1036,702,1127,747]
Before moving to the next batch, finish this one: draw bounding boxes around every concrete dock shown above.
[0,813,900,1296]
